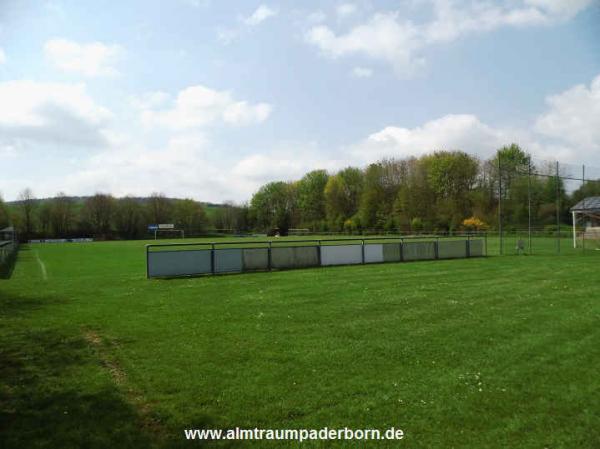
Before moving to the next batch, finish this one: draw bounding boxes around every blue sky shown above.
[1,0,599,202]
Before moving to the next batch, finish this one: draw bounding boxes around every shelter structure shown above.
[570,197,600,248]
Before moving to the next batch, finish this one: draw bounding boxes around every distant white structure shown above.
[570,196,600,248]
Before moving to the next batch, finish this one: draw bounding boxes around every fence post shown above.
[582,165,586,251]
[466,234,471,258]
[211,243,215,275]
[399,237,404,262]
[556,160,560,254]
[528,158,532,254]
[317,240,322,266]
[361,239,365,264]
[435,237,439,259]
[268,241,272,271]
[498,156,503,256]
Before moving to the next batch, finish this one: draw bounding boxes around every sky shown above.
[0,0,599,202]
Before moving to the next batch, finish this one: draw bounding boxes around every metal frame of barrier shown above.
[146,235,486,279]
[0,241,19,279]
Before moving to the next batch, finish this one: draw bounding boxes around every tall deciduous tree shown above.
[147,192,173,225]
[17,188,36,239]
[83,193,115,237]
[0,195,10,229]
[250,182,297,234]
[50,193,75,237]
[114,197,144,239]
[174,199,208,235]
[297,169,328,229]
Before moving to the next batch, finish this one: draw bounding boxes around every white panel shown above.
[321,245,363,266]
[148,250,211,277]
[364,244,384,263]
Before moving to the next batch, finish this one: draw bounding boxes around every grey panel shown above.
[215,248,243,273]
[271,246,319,269]
[148,250,211,277]
[383,243,401,262]
[321,245,363,266]
[364,244,384,263]
[469,239,484,257]
[242,248,269,271]
[438,240,467,259]
[402,241,436,261]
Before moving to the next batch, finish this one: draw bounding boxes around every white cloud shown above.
[0,80,111,147]
[337,3,358,19]
[355,114,509,162]
[244,4,277,26]
[306,10,327,24]
[219,4,277,44]
[306,0,594,76]
[351,66,373,78]
[0,48,6,64]
[44,38,123,77]
[140,85,272,130]
[307,12,423,76]
[534,74,600,156]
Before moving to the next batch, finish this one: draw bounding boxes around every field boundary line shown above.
[34,250,48,281]
[82,329,167,441]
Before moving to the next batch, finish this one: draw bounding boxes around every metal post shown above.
[582,165,586,251]
[268,241,272,271]
[484,232,488,256]
[466,234,471,258]
[435,237,439,259]
[498,157,503,255]
[317,240,322,266]
[528,158,532,254]
[211,243,215,275]
[399,237,404,262]
[556,161,560,254]
[361,239,365,264]
[146,245,150,278]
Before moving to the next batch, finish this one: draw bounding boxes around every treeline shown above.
[3,144,599,240]
[2,192,216,240]
[248,144,600,234]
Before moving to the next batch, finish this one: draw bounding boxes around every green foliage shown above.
[173,199,208,235]
[0,195,10,229]
[296,170,328,228]
[250,181,297,233]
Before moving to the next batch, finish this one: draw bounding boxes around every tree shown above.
[147,193,173,225]
[17,188,36,239]
[174,199,208,235]
[114,197,144,239]
[82,193,115,237]
[213,202,250,232]
[422,151,479,229]
[324,167,364,230]
[250,182,297,234]
[49,193,75,237]
[296,170,328,228]
[0,195,10,229]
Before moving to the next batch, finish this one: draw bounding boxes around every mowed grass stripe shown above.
[0,239,599,448]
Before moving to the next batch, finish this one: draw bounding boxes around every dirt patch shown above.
[82,329,165,438]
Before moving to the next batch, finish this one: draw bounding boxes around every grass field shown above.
[1,236,599,448]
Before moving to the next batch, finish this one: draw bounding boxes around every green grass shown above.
[1,237,599,448]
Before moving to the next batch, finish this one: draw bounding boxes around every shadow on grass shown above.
[0,292,217,449]
[0,245,21,279]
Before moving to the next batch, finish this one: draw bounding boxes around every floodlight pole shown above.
[582,165,586,251]
[528,158,532,254]
[556,161,560,254]
[498,157,503,255]
[572,211,577,249]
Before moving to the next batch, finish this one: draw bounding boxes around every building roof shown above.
[571,196,600,212]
